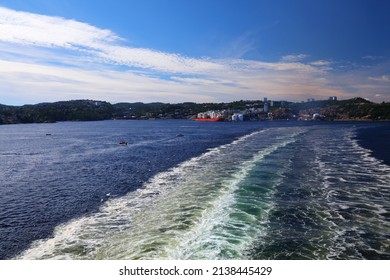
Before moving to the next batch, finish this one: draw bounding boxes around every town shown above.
[1,97,389,125]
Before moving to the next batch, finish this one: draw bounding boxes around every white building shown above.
[232,113,244,121]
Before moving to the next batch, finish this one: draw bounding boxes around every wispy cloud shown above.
[0,7,389,104]
[309,60,331,66]
[362,55,384,61]
[368,75,390,82]
[0,7,223,75]
[0,7,118,49]
[280,54,309,62]
[219,31,259,59]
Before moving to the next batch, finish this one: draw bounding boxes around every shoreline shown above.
[2,118,390,126]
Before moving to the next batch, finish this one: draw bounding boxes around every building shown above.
[263,97,269,113]
[232,113,244,121]
[329,96,337,101]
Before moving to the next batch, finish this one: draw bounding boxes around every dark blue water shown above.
[355,125,390,166]
[0,120,260,259]
[0,120,389,259]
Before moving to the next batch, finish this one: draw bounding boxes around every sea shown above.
[0,120,389,260]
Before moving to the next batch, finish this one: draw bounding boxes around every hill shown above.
[0,97,389,124]
[0,100,113,124]
[283,97,390,121]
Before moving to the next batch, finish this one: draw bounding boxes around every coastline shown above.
[1,98,390,125]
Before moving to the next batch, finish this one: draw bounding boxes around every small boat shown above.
[119,141,128,145]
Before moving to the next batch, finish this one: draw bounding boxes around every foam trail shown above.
[322,129,390,259]
[244,125,390,260]
[17,127,305,260]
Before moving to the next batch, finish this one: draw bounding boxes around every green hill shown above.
[0,97,389,124]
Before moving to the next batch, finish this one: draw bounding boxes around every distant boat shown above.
[194,117,224,122]
[119,141,128,145]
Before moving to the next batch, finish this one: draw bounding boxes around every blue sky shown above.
[0,0,389,105]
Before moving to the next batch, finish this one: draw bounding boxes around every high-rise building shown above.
[263,97,269,113]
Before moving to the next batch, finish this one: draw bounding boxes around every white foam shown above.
[17,127,304,260]
[311,127,390,259]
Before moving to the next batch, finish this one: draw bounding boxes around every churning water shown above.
[1,120,389,259]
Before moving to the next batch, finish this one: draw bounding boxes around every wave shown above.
[246,125,390,260]
[18,124,389,260]
[17,127,305,260]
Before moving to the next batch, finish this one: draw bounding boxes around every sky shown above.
[0,0,389,105]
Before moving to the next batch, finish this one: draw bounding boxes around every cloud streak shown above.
[0,7,223,75]
[280,54,309,62]
[0,6,389,105]
[369,75,390,82]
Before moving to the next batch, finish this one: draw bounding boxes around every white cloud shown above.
[219,31,258,59]
[280,54,309,62]
[310,60,331,66]
[0,7,224,75]
[362,55,384,60]
[0,7,389,104]
[0,7,118,49]
[0,59,224,103]
[97,45,224,74]
[368,75,390,82]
